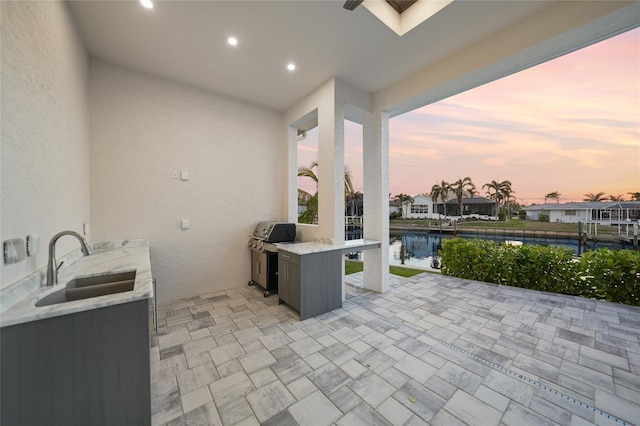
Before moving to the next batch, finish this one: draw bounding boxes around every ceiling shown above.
[67,0,554,112]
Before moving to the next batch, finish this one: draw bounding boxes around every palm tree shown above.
[344,167,355,199]
[544,191,561,203]
[346,191,363,217]
[450,177,476,217]
[628,192,640,201]
[583,192,606,202]
[297,161,319,223]
[297,161,354,224]
[344,167,357,216]
[483,180,501,217]
[483,180,513,218]
[608,194,625,202]
[502,184,516,217]
[393,193,414,219]
[430,181,450,219]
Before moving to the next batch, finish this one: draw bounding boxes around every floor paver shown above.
[151,272,640,425]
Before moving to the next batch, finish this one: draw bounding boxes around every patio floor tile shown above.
[151,272,640,425]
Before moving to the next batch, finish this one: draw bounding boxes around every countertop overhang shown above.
[1,240,153,328]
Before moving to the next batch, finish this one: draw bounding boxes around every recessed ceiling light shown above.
[227,37,238,46]
[140,0,153,9]
[287,63,296,71]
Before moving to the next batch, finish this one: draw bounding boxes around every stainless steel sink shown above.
[35,271,136,307]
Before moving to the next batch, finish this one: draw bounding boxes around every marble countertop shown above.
[275,239,381,255]
[0,240,153,328]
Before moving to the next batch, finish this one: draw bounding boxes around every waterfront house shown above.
[524,201,640,235]
[441,197,496,218]
[524,201,640,223]
[403,194,435,219]
[404,195,496,220]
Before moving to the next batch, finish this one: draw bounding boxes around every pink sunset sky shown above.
[298,27,640,205]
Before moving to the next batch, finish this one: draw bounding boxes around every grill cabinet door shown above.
[251,250,267,287]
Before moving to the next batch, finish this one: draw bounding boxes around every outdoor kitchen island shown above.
[275,239,380,320]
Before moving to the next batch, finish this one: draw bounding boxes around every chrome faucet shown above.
[47,231,93,286]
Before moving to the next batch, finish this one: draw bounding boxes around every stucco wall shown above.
[551,210,587,224]
[88,61,284,305]
[404,195,434,219]
[1,1,90,288]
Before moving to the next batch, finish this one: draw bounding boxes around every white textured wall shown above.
[88,61,284,305]
[1,1,89,288]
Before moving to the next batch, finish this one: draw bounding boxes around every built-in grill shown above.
[248,222,296,297]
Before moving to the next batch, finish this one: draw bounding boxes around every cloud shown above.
[385,28,640,201]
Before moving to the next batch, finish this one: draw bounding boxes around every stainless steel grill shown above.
[248,222,296,297]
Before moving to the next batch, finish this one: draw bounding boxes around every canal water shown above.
[347,229,635,271]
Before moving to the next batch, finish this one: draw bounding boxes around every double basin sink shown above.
[35,270,136,307]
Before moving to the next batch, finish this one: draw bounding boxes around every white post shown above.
[316,90,345,244]
[362,109,389,293]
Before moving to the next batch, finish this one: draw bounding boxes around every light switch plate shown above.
[181,219,190,229]
[26,235,40,256]
[181,171,189,181]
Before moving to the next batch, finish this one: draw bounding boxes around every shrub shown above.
[539,213,550,222]
[440,239,640,306]
[579,249,639,305]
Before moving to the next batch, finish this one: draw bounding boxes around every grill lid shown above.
[252,222,296,243]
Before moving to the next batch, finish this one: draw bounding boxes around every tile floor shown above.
[150,272,640,425]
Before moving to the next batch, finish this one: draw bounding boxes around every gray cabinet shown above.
[278,249,342,320]
[1,299,151,425]
[278,251,300,311]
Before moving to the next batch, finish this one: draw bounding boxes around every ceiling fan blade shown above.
[343,0,364,11]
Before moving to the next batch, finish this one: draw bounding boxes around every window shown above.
[411,205,429,214]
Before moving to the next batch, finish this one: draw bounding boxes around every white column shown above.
[317,97,345,244]
[362,109,389,293]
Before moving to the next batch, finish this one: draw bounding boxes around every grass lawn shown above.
[457,219,580,232]
[345,260,425,278]
[392,218,617,235]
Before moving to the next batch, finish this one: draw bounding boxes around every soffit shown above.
[67,0,553,112]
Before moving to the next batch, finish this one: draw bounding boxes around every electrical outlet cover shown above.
[4,238,26,264]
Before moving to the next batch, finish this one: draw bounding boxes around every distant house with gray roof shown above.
[403,194,496,220]
[523,201,640,227]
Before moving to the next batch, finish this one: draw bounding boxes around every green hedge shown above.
[440,238,639,306]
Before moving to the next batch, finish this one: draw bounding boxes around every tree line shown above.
[297,159,639,225]
[544,191,640,203]
[393,177,515,219]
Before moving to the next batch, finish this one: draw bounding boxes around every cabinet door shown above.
[253,251,269,288]
[278,259,289,302]
[288,262,301,311]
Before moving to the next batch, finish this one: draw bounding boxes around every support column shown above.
[317,93,345,244]
[362,109,389,293]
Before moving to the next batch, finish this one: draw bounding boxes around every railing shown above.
[345,216,363,241]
